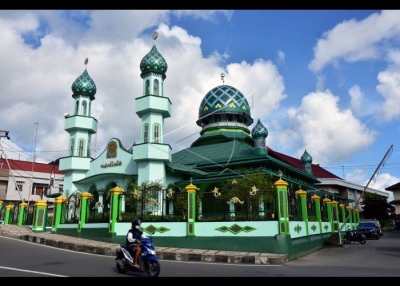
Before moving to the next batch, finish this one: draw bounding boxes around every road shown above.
[0,231,399,277]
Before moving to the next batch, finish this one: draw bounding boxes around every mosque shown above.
[58,39,387,208]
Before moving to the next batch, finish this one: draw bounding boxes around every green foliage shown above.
[361,193,391,221]
[46,216,53,226]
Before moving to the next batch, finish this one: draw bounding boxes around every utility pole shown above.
[338,144,393,244]
[0,130,25,202]
[28,122,38,203]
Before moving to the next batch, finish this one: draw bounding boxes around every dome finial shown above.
[152,31,158,42]
[221,73,225,85]
[84,58,88,69]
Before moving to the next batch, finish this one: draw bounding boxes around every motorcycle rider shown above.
[126,218,143,267]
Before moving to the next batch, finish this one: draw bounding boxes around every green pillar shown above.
[323,197,332,223]
[53,196,66,231]
[0,200,3,210]
[295,189,308,235]
[185,183,198,236]
[346,206,353,229]
[339,203,346,230]
[78,191,93,233]
[312,194,322,233]
[274,177,289,235]
[4,204,13,225]
[330,200,339,232]
[32,200,47,232]
[109,186,124,234]
[17,202,28,226]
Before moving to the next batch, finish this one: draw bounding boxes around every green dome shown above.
[140,45,168,80]
[251,119,268,139]
[301,149,313,164]
[71,69,96,100]
[198,85,251,120]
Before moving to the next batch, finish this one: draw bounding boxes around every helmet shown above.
[132,218,141,227]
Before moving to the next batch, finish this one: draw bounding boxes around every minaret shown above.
[133,33,171,186]
[251,119,268,155]
[59,58,98,195]
[301,149,313,174]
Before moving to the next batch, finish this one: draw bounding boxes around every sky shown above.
[0,10,399,201]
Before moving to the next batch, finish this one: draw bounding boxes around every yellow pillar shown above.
[330,200,339,232]
[17,202,28,226]
[4,204,14,225]
[185,183,198,236]
[32,200,47,232]
[312,194,322,233]
[274,177,289,234]
[109,186,124,234]
[295,189,308,234]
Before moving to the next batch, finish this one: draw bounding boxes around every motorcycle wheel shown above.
[116,262,127,274]
[145,260,160,277]
[360,236,366,244]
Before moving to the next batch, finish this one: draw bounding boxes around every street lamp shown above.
[277,169,283,179]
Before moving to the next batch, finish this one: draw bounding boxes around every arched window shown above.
[143,124,149,143]
[82,101,87,116]
[75,101,79,115]
[145,80,150,95]
[78,139,85,157]
[70,139,75,156]
[153,124,160,143]
[154,79,159,96]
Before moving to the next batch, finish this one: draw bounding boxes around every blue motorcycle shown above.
[115,235,160,277]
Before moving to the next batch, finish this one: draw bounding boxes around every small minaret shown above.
[133,33,171,186]
[59,58,98,194]
[301,149,313,174]
[251,119,268,155]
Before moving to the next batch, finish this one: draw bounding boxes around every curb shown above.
[17,234,288,265]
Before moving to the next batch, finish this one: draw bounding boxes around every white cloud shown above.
[309,10,400,73]
[275,90,377,165]
[375,49,400,121]
[348,85,364,115]
[346,169,398,202]
[276,50,285,64]
[0,11,287,163]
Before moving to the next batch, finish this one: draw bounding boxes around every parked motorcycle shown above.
[343,228,366,244]
[115,235,160,277]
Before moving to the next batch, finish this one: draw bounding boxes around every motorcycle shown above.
[115,234,160,277]
[343,228,366,244]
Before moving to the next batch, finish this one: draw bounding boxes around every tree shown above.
[361,192,391,221]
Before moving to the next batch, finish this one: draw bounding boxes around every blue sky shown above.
[0,10,398,200]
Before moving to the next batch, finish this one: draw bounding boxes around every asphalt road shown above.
[0,231,399,277]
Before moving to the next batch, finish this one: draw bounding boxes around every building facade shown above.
[0,157,64,204]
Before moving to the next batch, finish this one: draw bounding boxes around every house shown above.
[0,157,64,205]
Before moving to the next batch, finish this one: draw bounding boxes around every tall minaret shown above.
[133,33,172,186]
[59,58,98,194]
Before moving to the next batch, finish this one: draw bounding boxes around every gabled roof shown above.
[266,147,342,179]
[168,140,321,190]
[386,182,400,191]
[0,158,63,174]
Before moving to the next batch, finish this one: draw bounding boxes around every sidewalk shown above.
[0,224,288,265]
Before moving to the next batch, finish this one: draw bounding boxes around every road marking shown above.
[0,266,68,277]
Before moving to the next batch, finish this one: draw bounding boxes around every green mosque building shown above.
[58,41,387,216]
